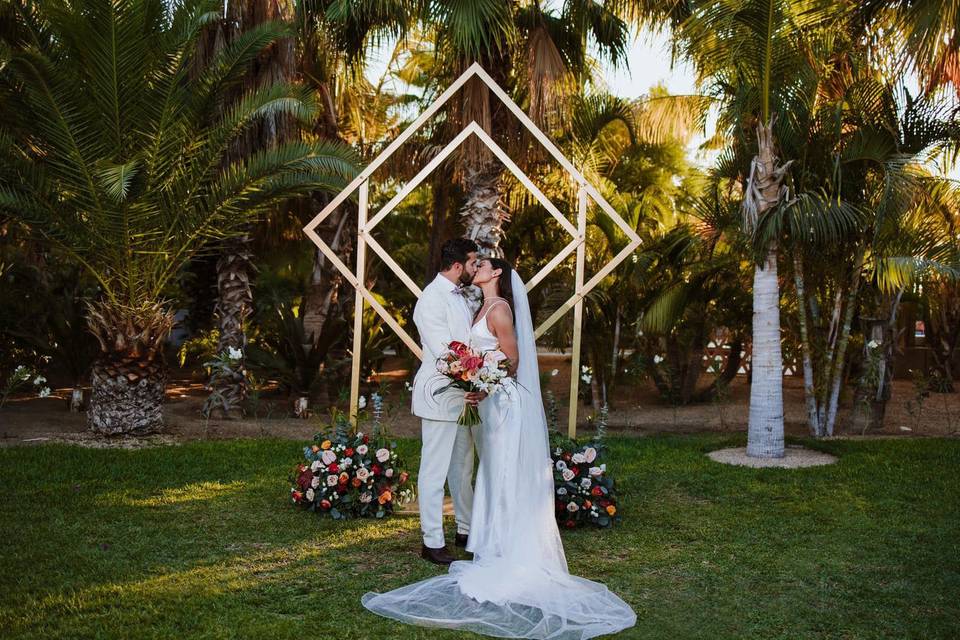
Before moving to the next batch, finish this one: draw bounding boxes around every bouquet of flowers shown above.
[550,436,621,529]
[434,340,511,426]
[290,415,415,519]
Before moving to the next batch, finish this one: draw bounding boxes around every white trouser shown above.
[418,418,482,548]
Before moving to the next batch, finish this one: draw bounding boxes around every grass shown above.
[1,434,958,639]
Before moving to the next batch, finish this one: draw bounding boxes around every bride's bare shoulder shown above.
[487,302,514,331]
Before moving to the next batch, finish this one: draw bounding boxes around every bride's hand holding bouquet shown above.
[434,340,511,426]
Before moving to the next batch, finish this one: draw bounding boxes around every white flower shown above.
[557,488,567,495]
[326,475,339,486]
[310,476,320,489]
[714,355,723,362]
[584,447,597,463]
[356,432,364,440]
[321,450,337,465]
[358,395,367,409]
[405,381,413,391]
[375,448,390,462]
[580,478,591,488]
[555,460,567,471]
[653,355,664,364]
[357,444,368,456]
[331,492,338,499]
[227,346,243,360]
[385,468,394,478]
[562,469,576,482]
[38,387,51,398]
[867,339,880,349]
[360,492,373,503]
[341,457,352,468]
[356,468,371,481]
[581,366,590,373]
[33,375,46,385]
[554,447,563,456]
[566,502,579,512]
[305,488,315,501]
[581,374,593,385]
[571,452,586,464]
[600,463,606,471]
[551,369,559,377]
[589,466,603,477]
[310,460,322,472]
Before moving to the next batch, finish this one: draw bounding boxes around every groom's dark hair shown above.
[439,238,479,271]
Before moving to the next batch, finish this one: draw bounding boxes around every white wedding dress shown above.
[361,271,636,639]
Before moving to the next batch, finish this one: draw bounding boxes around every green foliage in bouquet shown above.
[290,410,415,519]
[550,421,622,529]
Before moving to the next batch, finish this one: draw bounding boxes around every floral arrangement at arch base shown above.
[290,409,415,519]
[550,402,622,529]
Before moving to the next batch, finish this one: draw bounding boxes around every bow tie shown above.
[452,285,471,298]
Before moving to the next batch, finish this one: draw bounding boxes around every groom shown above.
[412,238,482,565]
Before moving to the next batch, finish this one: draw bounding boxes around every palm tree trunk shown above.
[747,248,785,457]
[86,301,174,435]
[793,251,821,435]
[460,163,509,257]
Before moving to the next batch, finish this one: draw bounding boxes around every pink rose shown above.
[357,444,368,456]
[356,467,371,481]
[562,469,575,482]
[375,448,390,463]
[584,447,597,463]
[321,450,337,465]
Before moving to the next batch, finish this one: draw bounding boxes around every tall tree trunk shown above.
[86,301,174,435]
[747,248,785,457]
[460,163,509,257]
[793,251,821,435]
[823,247,865,435]
[742,117,792,458]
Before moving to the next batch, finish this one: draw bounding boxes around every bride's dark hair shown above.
[487,257,515,321]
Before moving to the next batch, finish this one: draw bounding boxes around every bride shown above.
[362,258,636,639]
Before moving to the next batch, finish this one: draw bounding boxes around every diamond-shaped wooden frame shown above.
[303,63,641,436]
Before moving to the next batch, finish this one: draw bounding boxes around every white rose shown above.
[310,460,322,472]
[357,444,368,456]
[589,466,603,477]
[584,447,597,463]
[321,450,337,465]
[375,448,390,462]
[566,502,579,512]
[360,492,373,503]
[326,475,338,486]
[305,488,315,501]
[356,467,370,481]
[385,468,394,478]
[562,469,575,482]
[555,460,567,471]
[557,488,567,495]
[310,476,320,489]
[571,453,586,464]
[580,478,591,488]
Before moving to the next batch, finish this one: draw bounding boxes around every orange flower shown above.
[378,490,392,505]
[339,472,349,484]
[351,477,362,488]
[320,440,332,450]
[583,500,592,510]
[605,505,616,516]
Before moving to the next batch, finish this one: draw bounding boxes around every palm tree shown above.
[424,0,630,256]
[670,0,844,457]
[0,0,357,434]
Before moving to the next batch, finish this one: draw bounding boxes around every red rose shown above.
[371,464,382,475]
[344,448,354,457]
[564,520,576,529]
[449,340,469,355]
[583,500,592,509]
[327,462,339,473]
[555,500,566,511]
[320,499,331,509]
[291,490,303,503]
[297,468,313,490]
[563,453,572,461]
[362,435,370,444]
[571,466,580,476]
[591,486,603,497]
[599,499,610,507]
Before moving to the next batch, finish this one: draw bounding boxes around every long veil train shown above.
[361,271,636,639]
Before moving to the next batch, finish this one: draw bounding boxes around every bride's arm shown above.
[487,304,519,376]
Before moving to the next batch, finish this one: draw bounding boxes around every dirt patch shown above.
[1,354,958,447]
[707,445,839,468]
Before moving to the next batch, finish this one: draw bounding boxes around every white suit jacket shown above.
[411,273,473,421]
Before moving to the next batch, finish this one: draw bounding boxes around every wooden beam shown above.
[349,181,369,425]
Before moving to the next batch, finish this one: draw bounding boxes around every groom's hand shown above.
[464,391,487,406]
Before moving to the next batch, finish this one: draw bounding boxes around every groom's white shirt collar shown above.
[434,272,460,293]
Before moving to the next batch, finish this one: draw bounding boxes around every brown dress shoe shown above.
[454,533,469,548]
[420,544,455,566]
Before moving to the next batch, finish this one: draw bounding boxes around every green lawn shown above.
[1,434,958,639]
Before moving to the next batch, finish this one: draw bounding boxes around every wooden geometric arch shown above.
[303,63,641,437]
